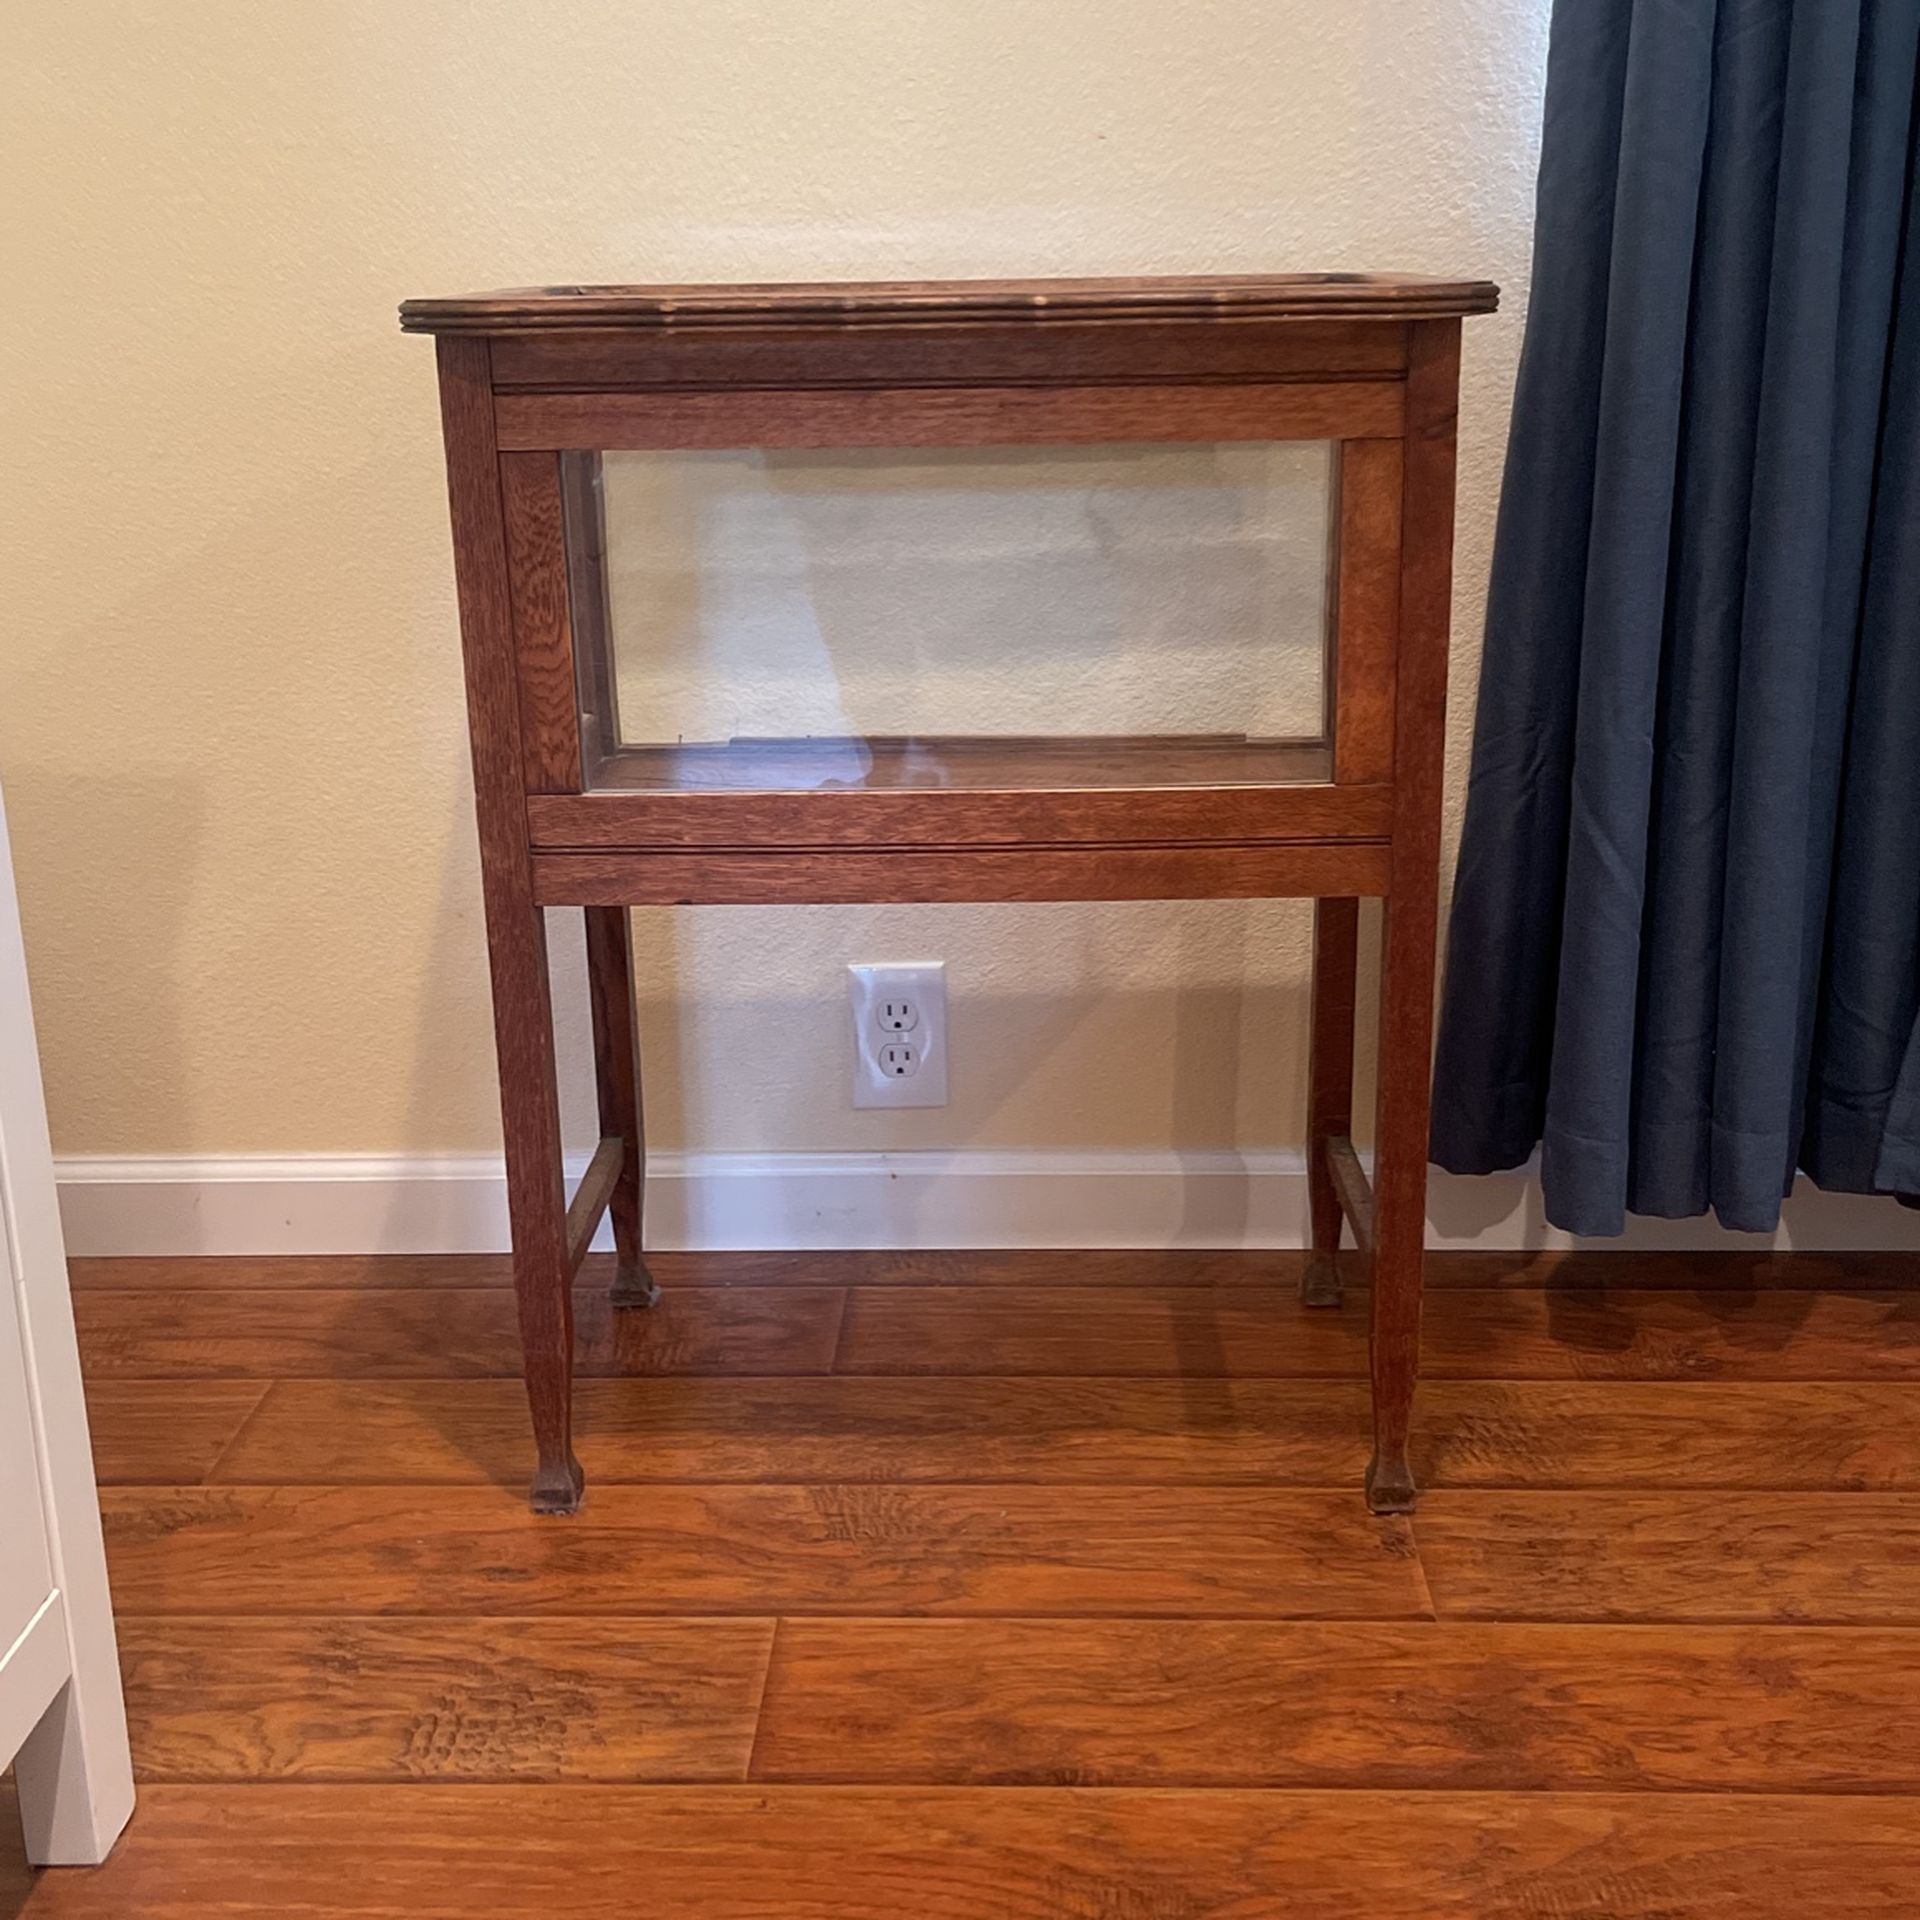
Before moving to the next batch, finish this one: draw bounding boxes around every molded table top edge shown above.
[400,274,1501,334]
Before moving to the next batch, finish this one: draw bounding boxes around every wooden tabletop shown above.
[400,272,1500,334]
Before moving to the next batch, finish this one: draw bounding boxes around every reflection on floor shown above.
[7,1246,1920,1916]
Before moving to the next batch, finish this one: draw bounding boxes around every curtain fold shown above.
[1431,0,1920,1235]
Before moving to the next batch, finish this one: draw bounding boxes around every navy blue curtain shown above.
[1431,0,1920,1234]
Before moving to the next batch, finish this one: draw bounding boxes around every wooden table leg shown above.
[433,336,582,1516]
[485,896,580,1515]
[1366,883,1437,1515]
[1364,317,1460,1514]
[585,904,658,1308]
[1304,897,1360,1306]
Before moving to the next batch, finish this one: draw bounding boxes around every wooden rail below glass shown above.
[528,780,1390,853]
[529,841,1392,907]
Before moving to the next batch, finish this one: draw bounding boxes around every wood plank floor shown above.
[8,1247,1920,1917]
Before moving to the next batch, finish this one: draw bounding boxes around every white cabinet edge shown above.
[0,781,134,1865]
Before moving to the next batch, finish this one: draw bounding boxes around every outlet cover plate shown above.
[849,962,948,1109]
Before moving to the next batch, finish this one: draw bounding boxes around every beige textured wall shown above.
[0,1,1548,1159]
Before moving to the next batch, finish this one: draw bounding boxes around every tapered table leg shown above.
[1365,316,1461,1514]
[1366,888,1436,1515]
[585,904,658,1308]
[487,897,580,1514]
[433,336,582,1515]
[1304,897,1360,1306]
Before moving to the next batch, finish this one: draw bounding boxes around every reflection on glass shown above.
[570,442,1334,791]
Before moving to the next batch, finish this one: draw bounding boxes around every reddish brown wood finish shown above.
[1304,897,1361,1307]
[1331,439,1404,783]
[494,381,1405,451]
[558,452,621,778]
[488,318,1411,393]
[54,1252,1920,1919]
[432,337,580,1516]
[1366,319,1464,1513]
[531,843,1393,909]
[1326,1137,1375,1254]
[412,275,1492,1515]
[584,905,655,1307]
[402,272,1499,333]
[497,451,584,791]
[529,773,1386,852]
[562,1136,623,1278]
[17,1782,1920,1918]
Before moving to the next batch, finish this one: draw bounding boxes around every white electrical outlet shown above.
[849,962,948,1108]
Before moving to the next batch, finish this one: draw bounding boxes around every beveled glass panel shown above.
[568,441,1334,791]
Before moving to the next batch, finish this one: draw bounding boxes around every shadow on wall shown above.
[626,910,1319,1157]
[376,771,601,1256]
[2,770,205,1172]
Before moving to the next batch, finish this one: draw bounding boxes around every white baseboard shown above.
[51,1148,1920,1257]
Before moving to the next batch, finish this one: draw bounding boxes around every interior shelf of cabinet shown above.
[587,734,1334,793]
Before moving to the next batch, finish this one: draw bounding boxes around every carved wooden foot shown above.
[1301,1251,1343,1308]
[1365,1452,1417,1515]
[609,1259,661,1309]
[529,1453,585,1516]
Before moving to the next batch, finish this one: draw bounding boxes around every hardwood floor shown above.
[7,1247,1920,1916]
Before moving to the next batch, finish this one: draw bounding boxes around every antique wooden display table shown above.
[402,273,1498,1515]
